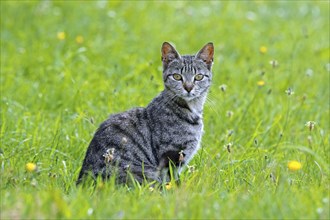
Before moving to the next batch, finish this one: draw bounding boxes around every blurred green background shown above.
[1,1,329,219]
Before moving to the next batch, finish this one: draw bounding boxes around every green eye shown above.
[173,74,182,81]
[194,74,204,81]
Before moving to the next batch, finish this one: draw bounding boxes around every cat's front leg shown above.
[158,150,186,184]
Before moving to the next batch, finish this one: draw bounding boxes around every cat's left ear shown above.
[195,42,214,70]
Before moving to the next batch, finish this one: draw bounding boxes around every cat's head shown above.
[161,42,214,101]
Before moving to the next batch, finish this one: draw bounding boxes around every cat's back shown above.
[96,107,151,146]
[101,107,146,130]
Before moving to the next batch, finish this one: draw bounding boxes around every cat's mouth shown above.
[181,92,197,101]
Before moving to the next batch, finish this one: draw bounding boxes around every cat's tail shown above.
[76,170,84,185]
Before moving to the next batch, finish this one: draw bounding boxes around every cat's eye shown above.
[194,74,204,81]
[172,74,182,81]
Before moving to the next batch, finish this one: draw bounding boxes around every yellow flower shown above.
[165,182,172,190]
[288,160,302,171]
[259,46,267,54]
[57,31,66,40]
[26,162,37,172]
[257,80,265,86]
[76,35,84,44]
[97,181,104,190]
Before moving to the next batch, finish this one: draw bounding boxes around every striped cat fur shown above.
[77,42,214,185]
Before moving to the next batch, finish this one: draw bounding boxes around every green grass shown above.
[1,1,329,219]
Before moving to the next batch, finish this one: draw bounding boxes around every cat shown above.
[77,42,214,185]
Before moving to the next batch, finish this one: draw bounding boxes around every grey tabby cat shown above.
[77,42,214,185]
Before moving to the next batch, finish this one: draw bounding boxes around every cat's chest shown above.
[154,113,203,138]
[153,112,203,153]
[155,117,203,169]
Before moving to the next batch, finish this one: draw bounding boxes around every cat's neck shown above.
[162,89,207,117]
[186,93,207,116]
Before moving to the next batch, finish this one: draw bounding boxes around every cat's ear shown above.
[195,42,214,70]
[161,42,181,69]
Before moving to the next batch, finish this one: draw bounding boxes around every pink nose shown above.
[183,83,194,93]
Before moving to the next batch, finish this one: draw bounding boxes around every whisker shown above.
[205,96,221,118]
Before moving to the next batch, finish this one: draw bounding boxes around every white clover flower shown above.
[285,88,294,96]
[219,84,227,92]
[305,121,317,131]
[269,60,279,68]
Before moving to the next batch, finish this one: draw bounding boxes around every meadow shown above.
[1,1,329,219]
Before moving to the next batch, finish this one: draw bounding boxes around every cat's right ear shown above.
[161,42,181,69]
[196,42,214,70]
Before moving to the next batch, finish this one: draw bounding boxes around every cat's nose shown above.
[183,83,194,93]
